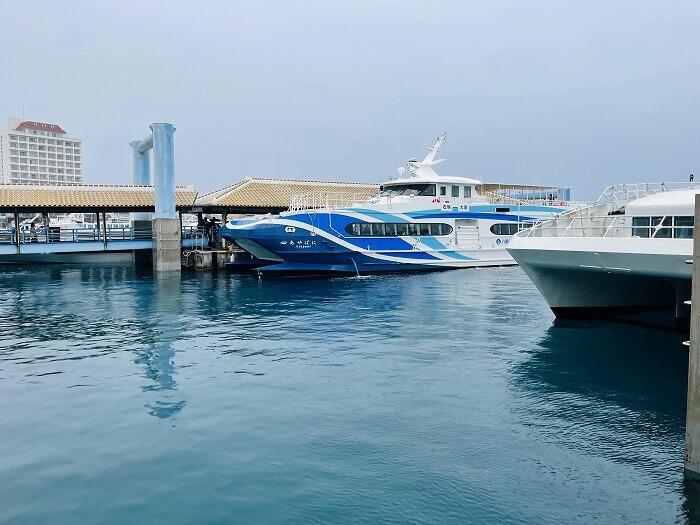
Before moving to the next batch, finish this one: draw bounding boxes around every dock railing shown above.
[0,225,204,245]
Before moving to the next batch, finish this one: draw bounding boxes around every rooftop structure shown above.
[0,117,83,186]
[196,177,380,213]
[0,184,197,213]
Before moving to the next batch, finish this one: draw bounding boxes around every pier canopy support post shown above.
[102,211,108,247]
[685,194,700,478]
[13,210,19,253]
[151,123,180,273]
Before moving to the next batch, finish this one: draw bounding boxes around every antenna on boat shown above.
[397,167,405,179]
[407,134,446,178]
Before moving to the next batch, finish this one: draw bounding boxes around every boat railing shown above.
[479,190,535,206]
[518,181,700,239]
[0,225,204,245]
[288,192,369,212]
[516,201,625,238]
[597,182,700,205]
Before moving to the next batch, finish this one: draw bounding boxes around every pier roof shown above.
[195,178,379,213]
[0,184,198,213]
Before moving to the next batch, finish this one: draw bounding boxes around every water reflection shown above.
[514,320,687,422]
[134,273,186,419]
[3,265,700,522]
[511,320,689,496]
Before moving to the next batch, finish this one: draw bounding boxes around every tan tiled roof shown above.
[196,178,379,208]
[0,184,198,209]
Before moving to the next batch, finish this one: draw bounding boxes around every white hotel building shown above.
[0,117,83,185]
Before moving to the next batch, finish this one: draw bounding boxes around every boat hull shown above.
[221,198,569,276]
[223,220,516,275]
[508,237,692,318]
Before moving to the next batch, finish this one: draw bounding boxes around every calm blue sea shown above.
[0,265,695,524]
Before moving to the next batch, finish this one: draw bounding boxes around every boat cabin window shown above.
[345,222,453,237]
[451,186,459,198]
[490,223,533,236]
[379,184,436,197]
[632,216,694,239]
[439,186,447,196]
[464,186,472,198]
[675,216,694,239]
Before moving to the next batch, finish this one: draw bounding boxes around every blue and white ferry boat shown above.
[221,136,573,275]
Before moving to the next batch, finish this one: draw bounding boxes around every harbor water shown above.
[0,265,694,523]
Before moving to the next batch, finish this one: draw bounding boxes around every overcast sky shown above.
[2,0,699,199]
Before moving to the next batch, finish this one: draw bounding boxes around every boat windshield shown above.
[378,184,436,197]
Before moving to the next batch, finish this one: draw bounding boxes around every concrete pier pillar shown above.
[151,123,179,273]
[130,123,179,272]
[152,218,181,272]
[685,194,700,477]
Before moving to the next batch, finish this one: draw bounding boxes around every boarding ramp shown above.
[0,184,202,257]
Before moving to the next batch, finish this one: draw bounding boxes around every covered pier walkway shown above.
[0,178,381,261]
[0,184,202,257]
